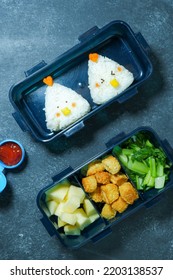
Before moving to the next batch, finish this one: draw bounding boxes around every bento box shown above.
[9,21,152,143]
[37,127,173,249]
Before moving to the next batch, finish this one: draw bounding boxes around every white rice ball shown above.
[44,83,90,132]
[88,54,134,104]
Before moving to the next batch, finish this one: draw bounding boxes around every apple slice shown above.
[54,201,66,217]
[62,196,81,213]
[64,225,81,236]
[74,208,91,230]
[57,217,67,228]
[88,212,99,223]
[47,185,69,203]
[60,212,77,225]
[67,185,85,203]
[46,200,58,215]
[46,180,70,202]
[41,204,51,217]
[83,198,97,216]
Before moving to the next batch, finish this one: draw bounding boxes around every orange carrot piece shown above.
[89,53,99,62]
[43,76,54,86]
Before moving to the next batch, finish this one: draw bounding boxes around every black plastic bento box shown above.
[9,20,152,142]
[37,127,173,249]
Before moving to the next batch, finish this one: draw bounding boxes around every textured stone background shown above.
[0,0,173,259]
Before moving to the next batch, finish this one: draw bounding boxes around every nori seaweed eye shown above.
[101,79,105,83]
[111,71,115,75]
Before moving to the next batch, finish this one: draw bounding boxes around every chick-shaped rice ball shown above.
[88,53,134,104]
[44,83,90,131]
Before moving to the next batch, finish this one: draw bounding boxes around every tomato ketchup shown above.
[0,142,22,166]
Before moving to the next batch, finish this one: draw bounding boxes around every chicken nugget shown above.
[111,196,128,213]
[119,182,139,204]
[87,162,105,176]
[90,187,103,203]
[82,175,97,193]
[101,183,119,204]
[101,204,116,220]
[102,155,121,174]
[95,171,110,184]
[110,173,128,186]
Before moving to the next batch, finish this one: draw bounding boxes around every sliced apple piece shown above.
[88,212,99,223]
[54,201,66,217]
[46,180,70,202]
[67,185,85,203]
[48,186,69,202]
[60,212,77,225]
[83,198,97,216]
[62,196,81,213]
[57,217,67,228]
[74,208,91,230]
[41,204,51,217]
[46,200,58,215]
[64,225,81,236]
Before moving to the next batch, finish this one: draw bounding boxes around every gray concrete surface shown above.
[0,0,173,260]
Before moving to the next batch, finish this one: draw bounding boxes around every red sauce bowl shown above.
[0,139,25,169]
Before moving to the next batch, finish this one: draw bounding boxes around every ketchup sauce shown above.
[0,142,22,166]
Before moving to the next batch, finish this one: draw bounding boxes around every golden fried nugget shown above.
[110,173,128,186]
[102,155,121,174]
[101,183,119,204]
[119,182,139,204]
[90,187,103,203]
[82,175,97,193]
[101,204,116,220]
[95,171,110,184]
[111,196,128,213]
[87,162,105,176]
